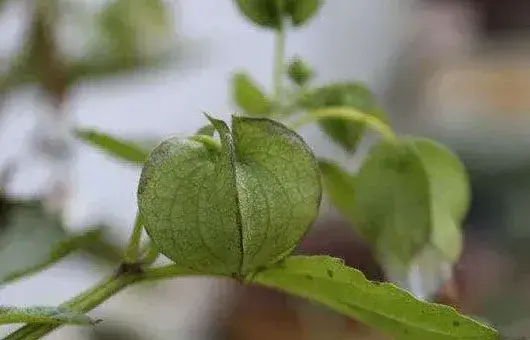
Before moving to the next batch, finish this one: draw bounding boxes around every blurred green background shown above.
[2,0,530,339]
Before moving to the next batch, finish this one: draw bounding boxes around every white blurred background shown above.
[3,0,530,339]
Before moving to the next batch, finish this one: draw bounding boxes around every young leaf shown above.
[76,129,149,165]
[287,57,313,86]
[251,256,498,340]
[352,139,430,263]
[232,72,273,117]
[299,83,386,153]
[0,306,97,325]
[195,124,215,137]
[137,116,321,276]
[0,200,106,285]
[285,0,323,27]
[411,138,470,263]
[318,160,356,218]
[97,0,172,59]
[352,137,469,264]
[233,0,283,29]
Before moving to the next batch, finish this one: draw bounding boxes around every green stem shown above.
[4,265,202,340]
[292,107,396,140]
[141,265,202,282]
[124,213,143,263]
[273,24,286,103]
[3,274,138,340]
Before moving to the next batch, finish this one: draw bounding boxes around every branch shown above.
[3,265,201,339]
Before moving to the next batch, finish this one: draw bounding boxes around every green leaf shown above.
[0,199,106,285]
[97,0,172,59]
[76,129,149,165]
[232,72,273,117]
[195,124,215,137]
[318,160,356,218]
[352,139,430,263]
[299,83,386,153]
[285,0,323,27]
[251,256,498,340]
[287,57,313,86]
[138,115,321,276]
[352,137,469,264]
[233,0,283,29]
[0,306,97,325]
[65,52,172,87]
[411,138,469,262]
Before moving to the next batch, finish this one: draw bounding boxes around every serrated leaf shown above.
[138,115,321,276]
[251,256,498,340]
[299,83,386,153]
[0,199,107,285]
[318,160,356,218]
[76,129,149,165]
[285,0,323,26]
[0,306,97,325]
[233,0,283,29]
[287,57,313,86]
[232,72,273,117]
[352,137,469,264]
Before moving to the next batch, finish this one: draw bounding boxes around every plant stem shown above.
[141,264,202,282]
[124,213,143,263]
[3,274,138,340]
[291,107,397,140]
[4,265,201,340]
[273,24,286,104]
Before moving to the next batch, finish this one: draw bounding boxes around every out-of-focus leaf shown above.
[285,0,323,27]
[232,72,273,116]
[0,0,175,97]
[0,200,107,285]
[233,0,323,29]
[412,139,469,263]
[75,129,149,165]
[352,138,469,265]
[0,306,97,325]
[22,2,68,100]
[299,83,386,153]
[97,0,172,59]
[0,51,173,96]
[318,160,356,219]
[287,56,313,87]
[64,52,172,87]
[233,0,283,29]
